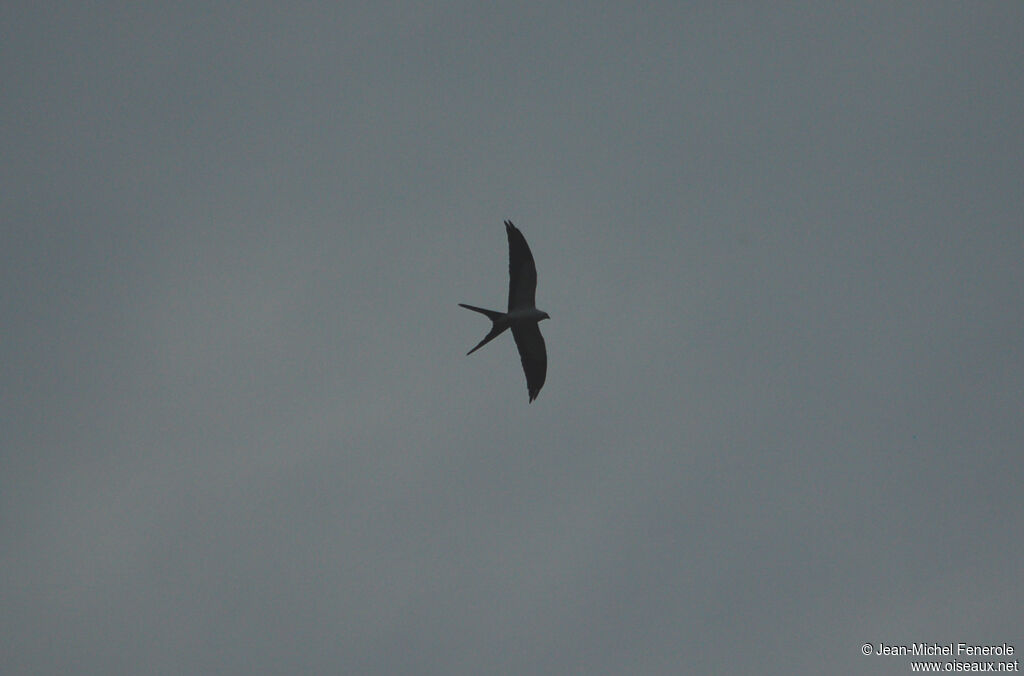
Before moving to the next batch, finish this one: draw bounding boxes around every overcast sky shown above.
[2,3,1022,674]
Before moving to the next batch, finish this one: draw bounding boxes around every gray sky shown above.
[3,3,1022,674]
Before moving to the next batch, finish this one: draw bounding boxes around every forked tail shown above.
[458,304,509,355]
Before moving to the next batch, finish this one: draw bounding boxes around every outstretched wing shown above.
[511,322,547,402]
[505,221,537,311]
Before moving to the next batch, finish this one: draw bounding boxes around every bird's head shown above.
[539,311,550,321]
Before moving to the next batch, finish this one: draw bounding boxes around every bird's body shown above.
[460,221,549,402]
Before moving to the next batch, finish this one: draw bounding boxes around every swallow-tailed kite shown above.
[460,221,550,402]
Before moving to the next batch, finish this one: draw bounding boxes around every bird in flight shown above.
[460,221,550,402]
